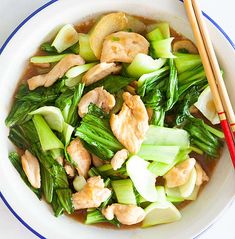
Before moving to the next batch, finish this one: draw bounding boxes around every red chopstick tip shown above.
[220,119,235,168]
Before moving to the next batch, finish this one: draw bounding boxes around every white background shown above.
[0,0,235,238]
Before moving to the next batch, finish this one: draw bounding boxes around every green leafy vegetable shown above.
[112,179,136,205]
[85,75,135,94]
[151,38,175,58]
[56,189,74,214]
[41,165,54,203]
[56,83,84,126]
[85,209,120,227]
[137,66,169,97]
[75,104,123,160]
[165,59,178,111]
[40,42,57,53]
[32,115,64,151]
[51,193,64,217]
[30,54,67,64]
[5,81,65,127]
[174,53,201,74]
[183,117,222,158]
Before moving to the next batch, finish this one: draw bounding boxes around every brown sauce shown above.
[13,13,221,229]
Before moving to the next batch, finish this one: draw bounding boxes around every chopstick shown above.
[191,0,235,138]
[184,0,235,167]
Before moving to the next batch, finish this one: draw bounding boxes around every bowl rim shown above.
[0,0,234,238]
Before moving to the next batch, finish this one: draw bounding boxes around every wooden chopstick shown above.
[184,0,235,167]
[191,0,235,138]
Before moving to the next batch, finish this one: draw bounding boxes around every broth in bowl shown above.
[5,12,223,229]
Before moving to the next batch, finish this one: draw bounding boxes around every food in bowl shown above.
[5,12,224,228]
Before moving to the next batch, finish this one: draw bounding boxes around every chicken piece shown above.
[64,163,76,177]
[111,149,129,170]
[126,85,136,95]
[82,62,122,86]
[78,87,115,117]
[110,92,149,153]
[67,138,91,178]
[100,31,149,63]
[173,39,198,54]
[92,154,104,167]
[102,204,145,225]
[21,150,41,189]
[164,158,196,188]
[72,176,111,210]
[27,54,85,90]
[195,162,209,186]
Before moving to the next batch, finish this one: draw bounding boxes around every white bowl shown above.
[0,0,235,238]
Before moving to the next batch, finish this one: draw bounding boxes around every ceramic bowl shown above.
[0,0,235,238]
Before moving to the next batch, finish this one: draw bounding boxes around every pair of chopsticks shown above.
[184,0,235,167]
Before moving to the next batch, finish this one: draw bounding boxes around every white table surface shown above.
[0,0,235,238]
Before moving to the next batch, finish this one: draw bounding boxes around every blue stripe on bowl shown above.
[0,0,234,238]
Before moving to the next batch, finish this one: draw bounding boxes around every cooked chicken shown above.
[92,154,104,167]
[21,150,41,189]
[82,62,122,86]
[100,31,149,63]
[110,92,149,153]
[78,87,115,117]
[164,158,196,188]
[27,54,85,90]
[173,39,198,54]
[64,163,76,177]
[195,162,209,186]
[67,138,91,178]
[111,149,129,170]
[72,176,111,210]
[126,85,136,95]
[102,204,145,225]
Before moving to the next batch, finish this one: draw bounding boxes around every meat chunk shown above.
[78,87,115,117]
[64,163,76,177]
[111,149,129,170]
[164,158,196,188]
[72,176,111,210]
[67,138,91,178]
[195,162,209,186]
[110,92,149,153]
[92,154,104,167]
[27,54,85,90]
[102,204,145,225]
[82,62,122,86]
[100,31,149,63]
[21,150,41,189]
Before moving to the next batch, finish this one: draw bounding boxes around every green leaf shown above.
[5,81,65,127]
[41,165,54,203]
[85,209,120,227]
[32,115,64,151]
[75,104,123,160]
[85,75,135,94]
[56,189,74,214]
[165,59,178,111]
[56,83,84,126]
[112,179,137,205]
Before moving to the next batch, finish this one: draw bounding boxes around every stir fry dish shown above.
[5,12,224,228]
